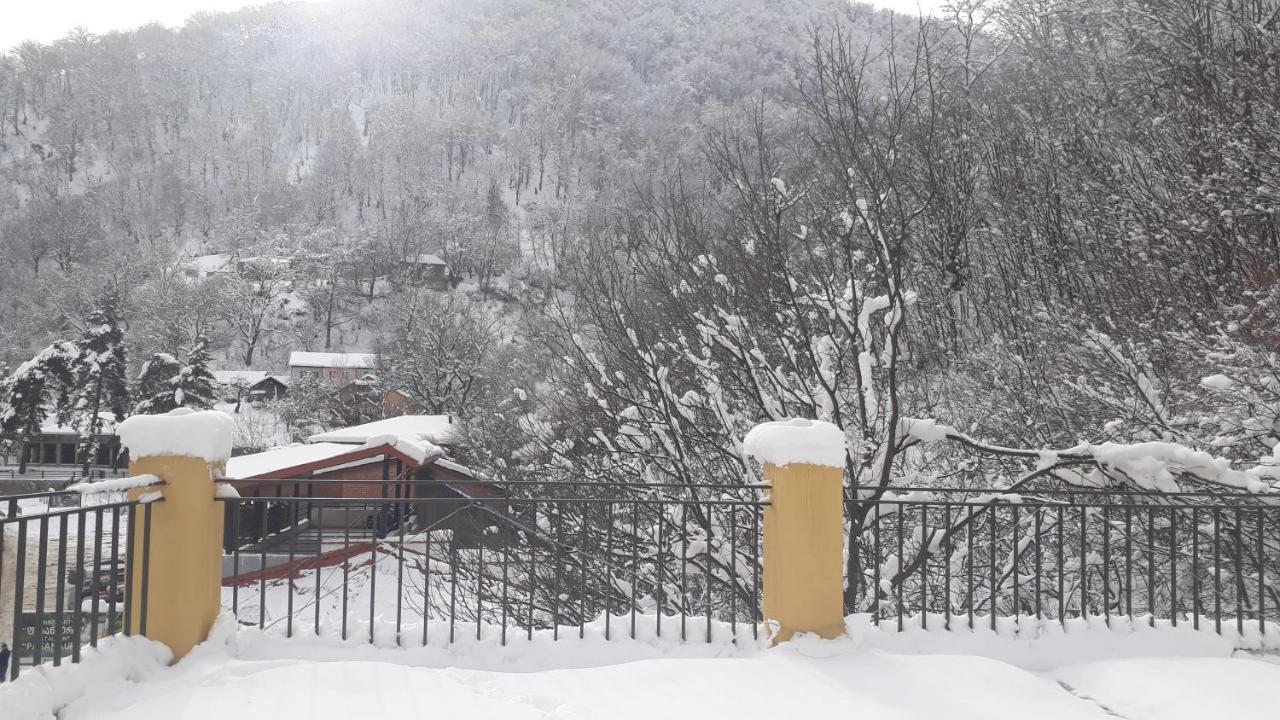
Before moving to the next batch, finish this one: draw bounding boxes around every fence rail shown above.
[0,490,156,680]
[6,479,1280,678]
[847,489,1280,635]
[218,487,768,645]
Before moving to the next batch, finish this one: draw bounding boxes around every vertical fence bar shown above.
[1257,507,1265,637]
[921,504,930,629]
[1033,506,1041,623]
[54,510,69,667]
[423,514,432,646]
[501,500,510,647]
[108,507,120,636]
[341,503,350,641]
[704,503,713,643]
[259,501,268,630]
[1234,507,1244,637]
[1192,506,1201,630]
[72,509,87,664]
[370,503,379,645]
[1214,506,1222,635]
[631,501,639,640]
[1147,506,1156,627]
[1010,505,1018,625]
[752,501,760,641]
[315,504,324,636]
[478,510,487,642]
[1169,508,1177,627]
[988,505,996,630]
[969,505,976,629]
[1124,504,1133,620]
[139,502,153,637]
[655,503,664,639]
[1101,506,1111,626]
[898,502,906,631]
[680,501,690,641]
[578,501,587,640]
[1056,504,1064,624]
[34,515,49,667]
[230,504,241,616]
[730,502,738,637]
[605,501,614,641]
[11,518,27,680]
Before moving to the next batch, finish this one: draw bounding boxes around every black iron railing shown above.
[846,488,1280,635]
[0,489,156,679]
[218,481,768,645]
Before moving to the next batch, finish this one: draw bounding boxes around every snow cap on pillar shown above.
[118,407,236,463]
[742,418,846,468]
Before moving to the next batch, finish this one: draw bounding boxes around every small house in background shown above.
[213,370,289,404]
[335,375,418,416]
[236,255,294,280]
[181,253,235,282]
[307,414,459,446]
[397,253,452,291]
[9,413,123,469]
[221,415,494,555]
[288,352,377,385]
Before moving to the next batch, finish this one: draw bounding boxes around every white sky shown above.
[1,0,946,52]
[0,1,320,51]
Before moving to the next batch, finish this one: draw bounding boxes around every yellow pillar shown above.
[761,460,846,643]
[126,454,225,660]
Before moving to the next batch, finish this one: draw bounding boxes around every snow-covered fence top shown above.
[118,408,236,463]
[68,473,163,494]
[742,418,846,469]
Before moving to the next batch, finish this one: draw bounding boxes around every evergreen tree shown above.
[0,342,77,473]
[178,335,218,409]
[133,352,184,415]
[60,295,130,474]
[132,335,219,415]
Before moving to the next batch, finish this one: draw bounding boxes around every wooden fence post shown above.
[745,419,847,643]
[121,410,234,661]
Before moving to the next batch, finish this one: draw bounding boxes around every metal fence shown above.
[218,480,768,645]
[0,490,155,680]
[846,488,1280,634]
[6,479,1280,678]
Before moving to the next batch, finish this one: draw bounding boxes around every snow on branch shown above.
[899,417,1278,493]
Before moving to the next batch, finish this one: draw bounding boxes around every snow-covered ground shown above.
[4,613,1278,720]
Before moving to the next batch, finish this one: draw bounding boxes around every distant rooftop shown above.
[405,253,448,266]
[288,352,377,369]
[213,370,270,385]
[308,415,459,445]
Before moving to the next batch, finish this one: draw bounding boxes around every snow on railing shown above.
[68,473,165,494]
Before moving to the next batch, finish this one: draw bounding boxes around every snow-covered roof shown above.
[308,415,459,445]
[185,253,233,273]
[224,443,359,480]
[405,253,448,266]
[40,412,121,436]
[214,370,269,386]
[288,352,377,369]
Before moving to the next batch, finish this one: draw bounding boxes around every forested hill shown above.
[0,0,879,354]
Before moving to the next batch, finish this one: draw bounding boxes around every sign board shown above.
[14,612,82,658]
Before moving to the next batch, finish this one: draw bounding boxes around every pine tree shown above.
[0,342,77,473]
[179,335,218,409]
[133,335,219,416]
[60,295,130,474]
[133,352,184,415]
